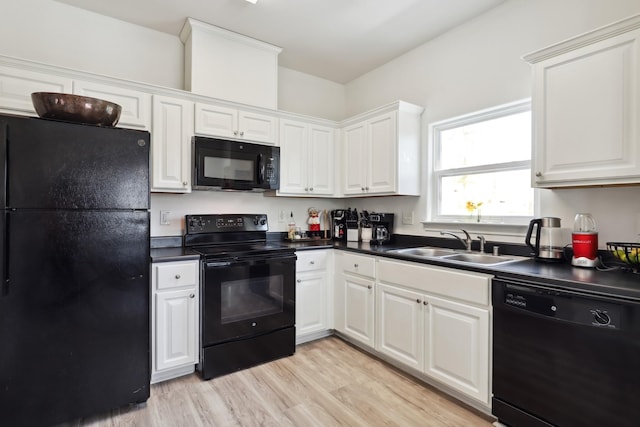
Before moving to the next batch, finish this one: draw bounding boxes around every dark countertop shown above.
[150,234,640,301]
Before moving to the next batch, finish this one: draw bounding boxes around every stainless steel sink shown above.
[388,246,526,266]
[440,253,520,266]
[388,247,458,257]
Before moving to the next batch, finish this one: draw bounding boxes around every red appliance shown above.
[571,213,598,267]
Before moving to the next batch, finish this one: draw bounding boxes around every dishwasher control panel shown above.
[500,283,623,329]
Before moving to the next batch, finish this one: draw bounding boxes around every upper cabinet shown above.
[278,117,336,197]
[0,65,72,116]
[151,95,194,193]
[194,102,278,145]
[525,15,640,188]
[73,80,152,131]
[341,101,423,197]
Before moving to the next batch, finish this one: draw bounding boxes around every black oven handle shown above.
[205,253,296,269]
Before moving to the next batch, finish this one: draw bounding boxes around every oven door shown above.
[202,252,295,346]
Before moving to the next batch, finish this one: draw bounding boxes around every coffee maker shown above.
[331,209,347,241]
[369,213,394,245]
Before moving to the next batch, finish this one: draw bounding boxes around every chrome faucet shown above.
[440,229,472,252]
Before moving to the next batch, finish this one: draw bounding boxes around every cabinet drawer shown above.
[340,253,375,278]
[155,261,198,290]
[296,250,328,272]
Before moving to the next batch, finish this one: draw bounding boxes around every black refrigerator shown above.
[0,114,151,426]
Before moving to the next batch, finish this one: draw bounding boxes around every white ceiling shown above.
[54,0,506,84]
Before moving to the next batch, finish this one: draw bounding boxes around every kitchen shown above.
[2,0,640,426]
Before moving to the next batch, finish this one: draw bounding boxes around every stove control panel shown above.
[186,214,269,234]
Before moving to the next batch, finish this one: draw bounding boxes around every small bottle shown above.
[287,211,296,240]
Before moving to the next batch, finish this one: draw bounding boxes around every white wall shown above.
[278,67,346,120]
[344,0,640,246]
[0,0,184,88]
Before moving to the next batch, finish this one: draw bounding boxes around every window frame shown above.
[427,99,534,226]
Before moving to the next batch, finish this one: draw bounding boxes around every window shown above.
[429,100,533,224]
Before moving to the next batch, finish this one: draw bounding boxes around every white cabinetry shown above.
[194,102,277,145]
[525,15,640,187]
[151,95,194,193]
[376,258,491,407]
[151,260,199,384]
[278,118,335,196]
[73,80,151,130]
[341,101,423,196]
[0,65,72,116]
[335,252,376,348]
[295,250,333,343]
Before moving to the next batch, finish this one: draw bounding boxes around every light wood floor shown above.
[64,336,494,426]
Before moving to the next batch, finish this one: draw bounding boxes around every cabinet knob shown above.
[423,301,428,306]
[361,187,365,191]
[297,279,302,283]
[189,293,195,299]
[310,261,315,265]
[309,187,313,191]
[304,187,309,191]
[416,299,421,304]
[182,181,188,186]
[535,171,542,177]
[175,274,181,279]
[367,285,372,290]
[240,131,244,137]
[354,263,359,268]
[234,130,239,136]
[365,186,369,191]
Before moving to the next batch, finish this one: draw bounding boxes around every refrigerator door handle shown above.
[1,212,7,296]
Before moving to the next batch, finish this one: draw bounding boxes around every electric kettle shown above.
[525,217,566,261]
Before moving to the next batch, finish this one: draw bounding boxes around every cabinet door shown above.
[296,271,327,337]
[342,122,368,195]
[155,288,197,371]
[151,95,193,192]
[376,283,424,371]
[279,119,309,194]
[308,124,335,195]
[73,80,151,130]
[194,102,237,139]
[367,111,397,194]
[425,295,490,405]
[238,110,278,144]
[532,29,640,187]
[342,274,375,348]
[0,65,72,115]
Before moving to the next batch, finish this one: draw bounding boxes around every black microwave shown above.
[192,136,280,191]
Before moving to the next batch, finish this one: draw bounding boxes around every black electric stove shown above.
[184,214,296,380]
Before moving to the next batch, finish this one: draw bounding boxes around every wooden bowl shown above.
[31,92,122,127]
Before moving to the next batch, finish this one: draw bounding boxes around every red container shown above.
[572,232,598,261]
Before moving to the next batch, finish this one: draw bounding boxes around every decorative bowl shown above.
[31,92,122,127]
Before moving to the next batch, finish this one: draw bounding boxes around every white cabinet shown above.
[335,252,376,348]
[295,250,333,343]
[151,260,199,384]
[0,65,72,116]
[376,258,491,407]
[341,101,423,196]
[278,118,335,196]
[194,102,278,145]
[151,95,194,193]
[525,15,640,187]
[73,80,151,130]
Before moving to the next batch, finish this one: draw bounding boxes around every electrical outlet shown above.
[279,210,286,223]
[402,211,414,225]
[160,210,171,226]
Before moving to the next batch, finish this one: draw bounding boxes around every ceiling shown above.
[54,0,506,84]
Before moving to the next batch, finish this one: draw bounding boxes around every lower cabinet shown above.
[151,259,199,384]
[376,258,491,407]
[334,252,376,348]
[295,250,333,343]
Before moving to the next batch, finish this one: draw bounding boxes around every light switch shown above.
[402,211,414,225]
[160,210,171,225]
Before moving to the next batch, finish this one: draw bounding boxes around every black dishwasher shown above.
[492,278,640,427]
